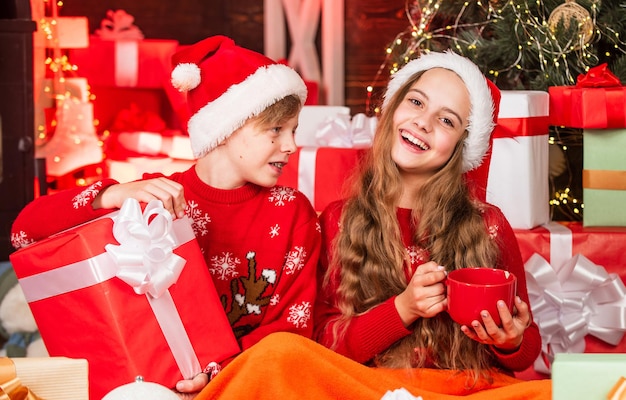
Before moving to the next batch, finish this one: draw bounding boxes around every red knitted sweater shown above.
[314,199,541,373]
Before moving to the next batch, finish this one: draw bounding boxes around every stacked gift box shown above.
[486,90,551,230]
[550,63,626,227]
[513,221,626,380]
[69,37,184,132]
[513,64,626,380]
[67,14,323,184]
[68,35,195,182]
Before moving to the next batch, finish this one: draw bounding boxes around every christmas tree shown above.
[369,0,626,221]
[371,0,626,91]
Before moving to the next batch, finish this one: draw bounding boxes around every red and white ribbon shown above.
[106,199,185,298]
[114,41,139,87]
[525,222,626,374]
[19,198,202,379]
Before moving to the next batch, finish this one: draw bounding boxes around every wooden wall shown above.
[60,0,409,115]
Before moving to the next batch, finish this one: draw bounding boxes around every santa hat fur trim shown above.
[171,36,308,159]
[382,50,500,172]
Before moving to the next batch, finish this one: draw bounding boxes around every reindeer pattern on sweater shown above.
[10,166,322,356]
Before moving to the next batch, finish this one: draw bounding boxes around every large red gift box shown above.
[10,199,240,399]
[513,222,626,380]
[69,37,179,89]
[69,38,185,132]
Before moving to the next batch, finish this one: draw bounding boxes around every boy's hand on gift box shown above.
[93,178,187,219]
[175,373,209,399]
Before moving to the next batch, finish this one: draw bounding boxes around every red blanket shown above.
[196,332,551,399]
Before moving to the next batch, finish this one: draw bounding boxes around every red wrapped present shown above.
[513,222,626,380]
[10,199,240,400]
[276,147,367,212]
[487,90,550,229]
[549,63,626,129]
[69,37,179,89]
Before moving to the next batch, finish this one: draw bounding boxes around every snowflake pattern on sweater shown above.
[10,167,322,358]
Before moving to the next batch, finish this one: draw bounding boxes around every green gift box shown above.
[552,353,626,399]
[583,128,626,227]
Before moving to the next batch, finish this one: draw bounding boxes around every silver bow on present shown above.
[525,252,626,374]
[105,198,185,299]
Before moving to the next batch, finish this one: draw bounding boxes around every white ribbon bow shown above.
[105,198,185,298]
[525,252,626,374]
[315,113,377,148]
[95,9,144,41]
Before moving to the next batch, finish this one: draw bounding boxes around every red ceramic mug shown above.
[445,268,517,326]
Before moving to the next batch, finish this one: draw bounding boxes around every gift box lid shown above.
[498,90,549,119]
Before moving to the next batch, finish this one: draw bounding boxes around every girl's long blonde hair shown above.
[326,71,501,384]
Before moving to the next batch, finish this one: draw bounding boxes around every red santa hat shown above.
[171,35,308,158]
[382,50,501,172]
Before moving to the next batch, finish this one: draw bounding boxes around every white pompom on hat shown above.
[382,50,501,172]
[171,35,308,159]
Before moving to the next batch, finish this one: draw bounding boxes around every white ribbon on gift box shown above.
[314,113,377,148]
[18,198,203,380]
[115,41,139,87]
[525,222,626,374]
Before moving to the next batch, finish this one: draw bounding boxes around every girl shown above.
[314,50,540,378]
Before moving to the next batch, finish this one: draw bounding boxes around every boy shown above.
[11,35,321,396]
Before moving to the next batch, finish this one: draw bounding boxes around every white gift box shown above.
[486,90,550,229]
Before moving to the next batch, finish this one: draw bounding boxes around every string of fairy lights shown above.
[37,0,105,188]
[366,0,626,220]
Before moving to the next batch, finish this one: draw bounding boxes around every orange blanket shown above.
[196,332,551,400]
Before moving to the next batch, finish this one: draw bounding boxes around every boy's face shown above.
[216,113,299,188]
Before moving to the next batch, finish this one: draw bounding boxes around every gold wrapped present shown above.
[1,357,88,400]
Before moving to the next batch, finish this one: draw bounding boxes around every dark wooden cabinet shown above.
[0,1,36,260]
